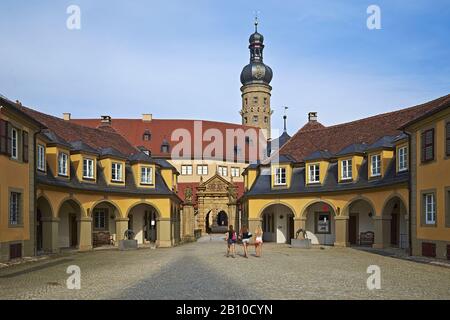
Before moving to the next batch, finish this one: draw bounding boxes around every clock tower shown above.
[240,19,273,139]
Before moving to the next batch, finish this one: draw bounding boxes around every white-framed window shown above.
[371,154,381,177]
[218,166,228,177]
[308,164,320,183]
[11,127,18,159]
[341,159,352,180]
[111,162,123,182]
[231,167,240,177]
[424,193,436,225]
[9,192,21,225]
[181,165,193,175]
[274,167,287,185]
[141,166,153,185]
[37,144,46,171]
[83,158,95,179]
[58,152,68,176]
[93,209,107,230]
[398,146,408,172]
[197,165,208,176]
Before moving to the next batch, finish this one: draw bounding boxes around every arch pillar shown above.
[157,217,172,247]
[41,216,60,253]
[334,216,350,247]
[373,215,391,249]
[77,216,92,251]
[115,217,129,244]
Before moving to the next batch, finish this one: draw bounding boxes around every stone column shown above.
[78,217,92,251]
[41,217,60,253]
[115,218,129,245]
[373,216,391,249]
[334,216,350,247]
[227,203,237,231]
[157,217,172,247]
[182,204,195,242]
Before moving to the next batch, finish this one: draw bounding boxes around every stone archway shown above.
[58,199,82,249]
[302,201,336,245]
[127,203,159,245]
[91,201,121,247]
[36,196,53,254]
[260,204,295,244]
[346,199,376,246]
[196,174,238,233]
[383,196,408,248]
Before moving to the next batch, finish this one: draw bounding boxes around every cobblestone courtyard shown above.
[1,237,449,300]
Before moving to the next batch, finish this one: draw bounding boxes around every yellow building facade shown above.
[0,98,43,261]
[403,102,450,259]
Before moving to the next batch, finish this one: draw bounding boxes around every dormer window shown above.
[58,152,68,176]
[161,140,170,153]
[111,162,123,182]
[140,166,153,185]
[308,164,320,183]
[341,159,352,181]
[274,167,286,186]
[398,146,408,172]
[370,154,381,177]
[143,130,151,141]
[83,158,95,179]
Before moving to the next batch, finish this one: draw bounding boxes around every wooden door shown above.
[70,214,78,247]
[349,215,357,245]
[390,213,399,246]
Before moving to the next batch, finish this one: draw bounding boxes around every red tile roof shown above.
[298,120,326,132]
[280,94,450,162]
[70,118,265,161]
[18,106,138,156]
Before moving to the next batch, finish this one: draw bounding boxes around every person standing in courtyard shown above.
[254,225,263,257]
[239,225,251,258]
[225,225,237,258]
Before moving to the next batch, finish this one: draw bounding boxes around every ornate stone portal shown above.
[196,174,238,234]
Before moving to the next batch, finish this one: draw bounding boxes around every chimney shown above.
[100,115,112,126]
[142,113,152,122]
[63,113,71,121]
[308,112,318,122]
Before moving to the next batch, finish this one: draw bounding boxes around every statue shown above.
[295,228,308,240]
[185,187,193,203]
[124,229,135,240]
[228,186,237,203]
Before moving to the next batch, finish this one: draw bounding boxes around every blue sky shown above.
[0,0,449,135]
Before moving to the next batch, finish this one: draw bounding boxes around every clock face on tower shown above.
[254,65,265,80]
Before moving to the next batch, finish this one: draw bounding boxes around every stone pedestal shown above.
[119,240,138,250]
[41,217,60,253]
[373,216,391,249]
[78,217,92,251]
[334,216,350,247]
[157,218,172,247]
[291,239,312,248]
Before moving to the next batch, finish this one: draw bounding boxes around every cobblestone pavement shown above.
[1,238,449,300]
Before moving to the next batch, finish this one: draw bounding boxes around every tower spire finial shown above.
[283,106,288,133]
[254,11,259,32]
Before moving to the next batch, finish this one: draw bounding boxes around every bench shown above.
[93,231,114,247]
[359,231,374,246]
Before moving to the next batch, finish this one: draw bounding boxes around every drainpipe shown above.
[33,129,41,257]
[404,130,413,256]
